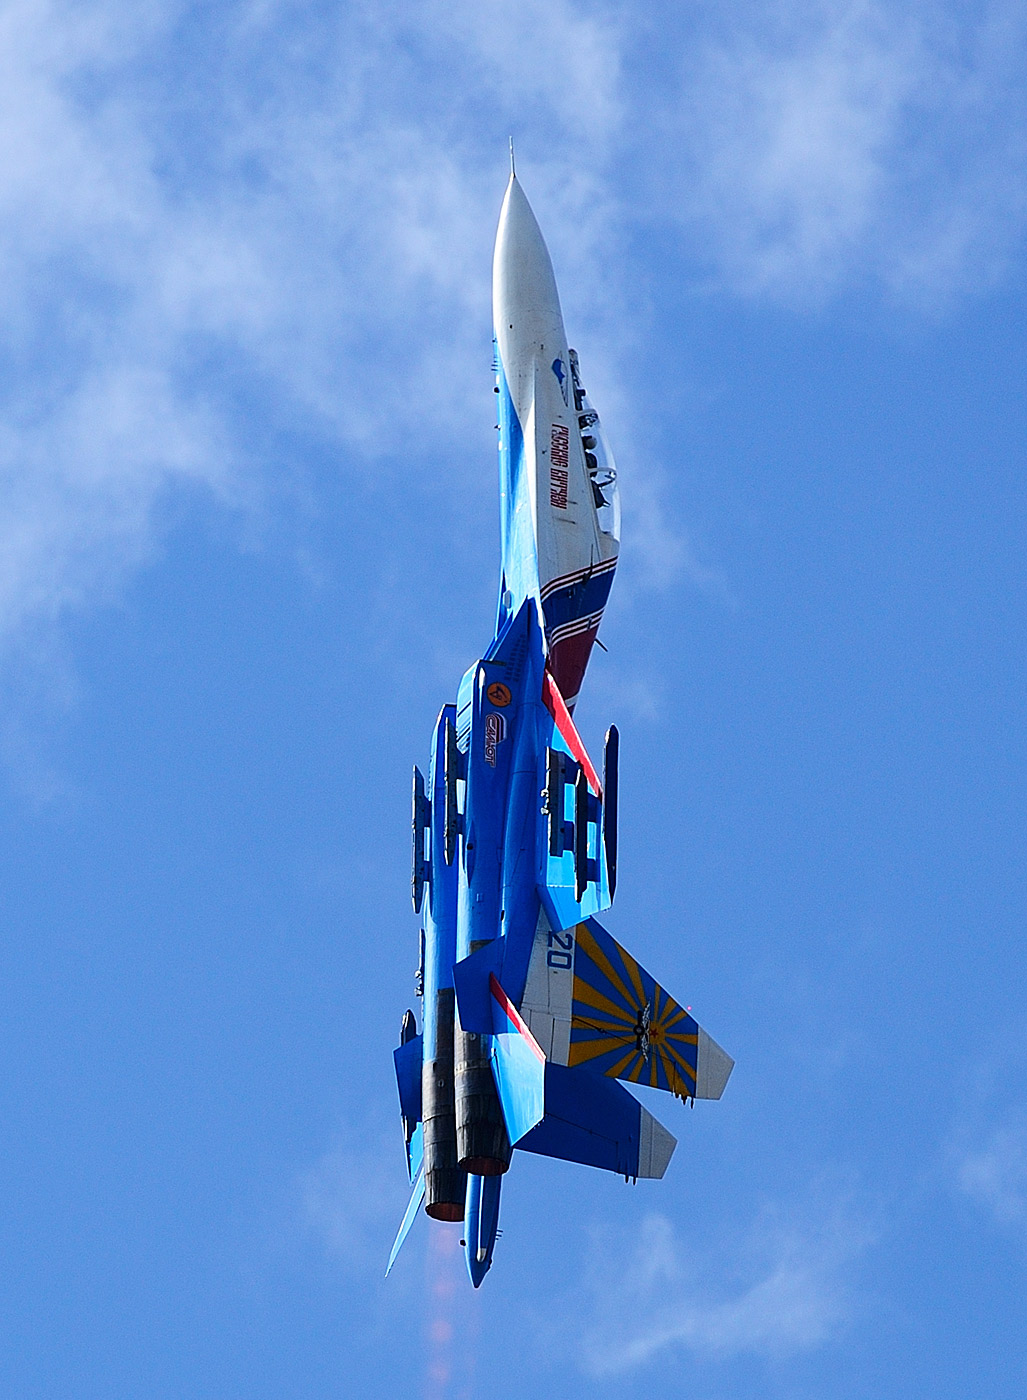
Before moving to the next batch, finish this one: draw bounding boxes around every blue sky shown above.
[1,1,1025,1396]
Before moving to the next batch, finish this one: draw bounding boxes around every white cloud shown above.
[656,0,1027,301]
[575,1199,870,1375]
[301,1133,412,1270]
[424,0,624,149]
[1,0,1026,700]
[0,0,625,653]
[957,1113,1027,1233]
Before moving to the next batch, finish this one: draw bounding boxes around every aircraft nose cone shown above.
[493,174,566,358]
[493,175,561,323]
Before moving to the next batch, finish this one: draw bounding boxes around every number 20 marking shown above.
[546,928,573,969]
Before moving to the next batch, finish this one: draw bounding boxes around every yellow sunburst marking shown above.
[567,1033,633,1068]
[620,940,648,1011]
[572,1043,638,1079]
[663,1040,698,1084]
[567,920,703,1095]
[574,922,635,1010]
[652,1017,686,1045]
[666,1063,693,1100]
[606,1046,640,1080]
[570,1019,635,1041]
[572,980,634,1025]
[663,1036,698,1072]
[627,1056,646,1083]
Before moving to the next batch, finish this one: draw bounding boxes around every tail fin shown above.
[518,915,734,1101]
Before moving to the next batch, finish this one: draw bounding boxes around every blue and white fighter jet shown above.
[390,162,734,1288]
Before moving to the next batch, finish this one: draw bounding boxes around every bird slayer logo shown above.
[484,710,506,766]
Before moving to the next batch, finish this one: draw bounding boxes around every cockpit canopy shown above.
[568,350,621,544]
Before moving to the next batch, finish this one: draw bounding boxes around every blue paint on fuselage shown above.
[457,600,542,965]
[541,567,616,631]
[455,590,612,1010]
[436,353,613,1285]
[494,349,537,637]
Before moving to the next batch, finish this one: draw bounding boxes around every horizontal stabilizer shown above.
[406,1121,424,1183]
[517,1063,676,1179]
[518,915,734,1101]
[485,975,675,1179]
[411,767,430,911]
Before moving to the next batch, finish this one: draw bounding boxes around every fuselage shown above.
[411,171,622,1287]
[393,173,733,1289]
[493,174,619,710]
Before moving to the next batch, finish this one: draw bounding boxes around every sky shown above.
[0,1,1025,1396]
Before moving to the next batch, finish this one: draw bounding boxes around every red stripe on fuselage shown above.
[489,974,546,1063]
[541,669,603,797]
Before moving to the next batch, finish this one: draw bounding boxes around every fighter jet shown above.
[389,157,733,1287]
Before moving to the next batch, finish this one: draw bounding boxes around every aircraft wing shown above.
[451,919,733,1185]
[518,915,734,1102]
[484,971,677,1181]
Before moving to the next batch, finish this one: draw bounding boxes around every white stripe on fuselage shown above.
[539,555,618,602]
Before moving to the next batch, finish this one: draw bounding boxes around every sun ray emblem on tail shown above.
[567,921,699,1099]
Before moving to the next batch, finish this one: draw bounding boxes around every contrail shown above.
[423,1223,479,1399]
